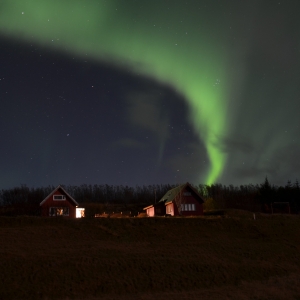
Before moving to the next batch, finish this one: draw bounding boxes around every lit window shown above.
[49,207,69,216]
[53,195,66,200]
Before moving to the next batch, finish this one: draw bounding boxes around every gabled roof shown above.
[158,182,204,205]
[40,185,79,206]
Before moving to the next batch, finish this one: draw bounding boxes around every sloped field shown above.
[0,212,300,299]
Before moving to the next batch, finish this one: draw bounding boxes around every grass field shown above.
[0,211,300,299]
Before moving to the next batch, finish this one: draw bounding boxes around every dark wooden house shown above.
[40,185,84,218]
[144,182,204,217]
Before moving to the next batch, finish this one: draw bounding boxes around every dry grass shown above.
[0,212,300,299]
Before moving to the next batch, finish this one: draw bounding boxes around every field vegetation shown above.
[1,211,300,299]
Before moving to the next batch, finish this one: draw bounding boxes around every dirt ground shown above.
[0,212,300,299]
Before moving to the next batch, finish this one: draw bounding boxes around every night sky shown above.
[1,1,300,189]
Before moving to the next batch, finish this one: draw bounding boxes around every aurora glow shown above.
[1,1,300,189]
[0,0,229,184]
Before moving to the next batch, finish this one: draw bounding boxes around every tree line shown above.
[0,184,174,216]
[199,177,300,213]
[0,178,299,216]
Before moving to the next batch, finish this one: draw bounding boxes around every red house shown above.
[144,182,204,217]
[40,185,84,218]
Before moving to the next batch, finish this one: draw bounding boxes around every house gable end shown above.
[40,185,78,207]
[160,183,204,205]
[183,184,205,204]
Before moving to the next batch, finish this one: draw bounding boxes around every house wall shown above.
[173,193,203,216]
[155,203,166,216]
[41,190,76,218]
[166,203,177,216]
[146,207,155,217]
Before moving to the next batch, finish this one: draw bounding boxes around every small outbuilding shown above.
[40,185,85,218]
[143,202,166,217]
[144,182,204,217]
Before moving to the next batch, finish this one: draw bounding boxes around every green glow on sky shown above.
[0,0,229,184]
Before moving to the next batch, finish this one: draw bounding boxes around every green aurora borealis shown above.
[0,1,229,184]
[1,1,300,187]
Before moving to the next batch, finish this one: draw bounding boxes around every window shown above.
[183,192,191,196]
[49,207,69,216]
[181,204,195,211]
[53,195,66,200]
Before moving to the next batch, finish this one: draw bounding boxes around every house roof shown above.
[143,204,154,210]
[158,182,204,205]
[143,201,166,210]
[40,185,79,206]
